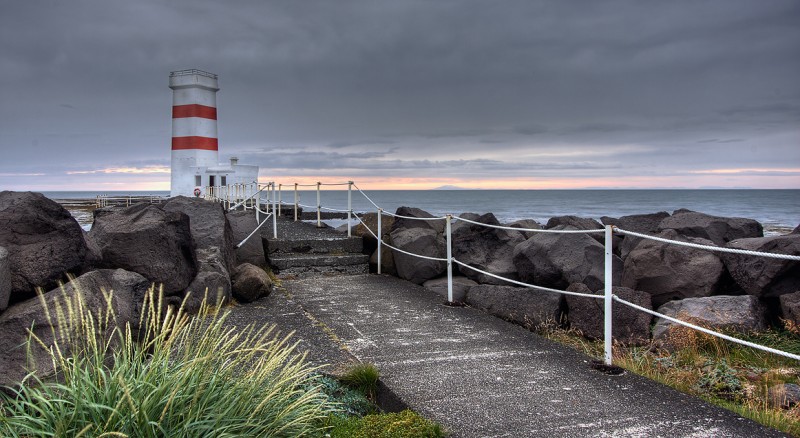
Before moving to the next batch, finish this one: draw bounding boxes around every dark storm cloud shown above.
[0,0,798,189]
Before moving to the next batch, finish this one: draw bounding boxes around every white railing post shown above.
[278,184,282,217]
[316,181,322,228]
[294,183,299,221]
[377,208,383,275]
[347,181,353,237]
[255,185,260,224]
[604,224,614,365]
[446,214,453,303]
[272,182,278,239]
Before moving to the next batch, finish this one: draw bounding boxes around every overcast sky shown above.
[1,0,799,191]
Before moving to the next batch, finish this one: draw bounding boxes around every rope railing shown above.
[453,215,605,234]
[452,259,603,299]
[615,227,800,261]
[613,295,800,361]
[270,180,800,366]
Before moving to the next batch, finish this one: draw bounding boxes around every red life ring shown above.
[193,187,202,197]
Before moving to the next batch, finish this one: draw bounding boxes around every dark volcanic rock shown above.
[466,284,564,328]
[89,203,197,295]
[658,209,763,246]
[231,263,273,303]
[793,225,800,235]
[721,234,800,298]
[389,227,447,284]
[0,191,90,302]
[164,196,236,273]
[546,215,605,244]
[370,246,397,276]
[0,246,10,312]
[423,276,478,302]
[183,247,232,314]
[354,212,394,254]
[506,219,543,239]
[601,212,670,234]
[652,295,768,343]
[225,210,267,267]
[452,213,525,285]
[769,383,800,409]
[390,206,446,234]
[0,269,150,388]
[779,291,800,326]
[622,229,725,307]
[564,283,652,345]
[513,232,622,292]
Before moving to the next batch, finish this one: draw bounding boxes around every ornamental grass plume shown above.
[0,284,332,437]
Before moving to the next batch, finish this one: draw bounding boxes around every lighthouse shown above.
[169,69,258,198]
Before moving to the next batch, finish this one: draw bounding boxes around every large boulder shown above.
[164,196,236,273]
[721,234,800,298]
[622,229,725,307]
[652,295,768,343]
[564,283,653,345]
[602,212,670,260]
[370,246,397,276]
[182,247,232,314]
[423,276,478,302]
[0,269,150,387]
[354,212,394,254]
[506,219,543,239]
[546,216,605,243]
[0,191,90,302]
[452,213,525,285]
[231,263,273,303]
[466,284,564,328]
[0,247,10,312]
[89,203,197,295]
[390,207,446,234]
[658,209,763,246]
[601,212,670,234]
[513,232,622,292]
[389,227,447,284]
[779,291,800,326]
[225,210,267,267]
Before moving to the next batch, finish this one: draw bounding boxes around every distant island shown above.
[431,185,472,190]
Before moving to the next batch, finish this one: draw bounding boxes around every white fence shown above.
[208,180,800,365]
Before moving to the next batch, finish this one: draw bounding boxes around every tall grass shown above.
[534,321,800,436]
[0,284,332,437]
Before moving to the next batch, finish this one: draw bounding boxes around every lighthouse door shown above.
[209,175,216,187]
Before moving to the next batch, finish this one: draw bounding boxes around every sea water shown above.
[42,189,799,232]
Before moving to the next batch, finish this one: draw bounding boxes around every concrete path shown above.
[280,273,787,438]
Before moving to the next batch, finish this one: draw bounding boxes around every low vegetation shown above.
[0,286,331,437]
[537,320,800,436]
[0,286,445,437]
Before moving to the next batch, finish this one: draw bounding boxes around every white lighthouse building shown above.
[169,69,259,198]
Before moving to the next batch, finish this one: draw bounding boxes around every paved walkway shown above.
[275,273,787,438]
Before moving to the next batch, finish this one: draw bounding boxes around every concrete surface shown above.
[280,273,788,438]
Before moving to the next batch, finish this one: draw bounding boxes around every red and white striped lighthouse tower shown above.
[169,69,220,197]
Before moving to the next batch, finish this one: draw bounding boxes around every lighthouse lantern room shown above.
[169,69,258,198]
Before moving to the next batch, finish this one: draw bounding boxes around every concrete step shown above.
[264,236,363,255]
[269,253,369,270]
[269,253,369,276]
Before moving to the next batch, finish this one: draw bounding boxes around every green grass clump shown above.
[325,410,445,438]
[339,362,380,399]
[0,284,332,437]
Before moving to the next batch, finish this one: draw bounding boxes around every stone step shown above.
[269,253,369,276]
[264,236,363,255]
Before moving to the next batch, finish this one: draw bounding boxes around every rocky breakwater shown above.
[0,191,274,388]
[365,206,799,347]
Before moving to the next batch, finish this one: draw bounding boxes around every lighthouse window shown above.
[195,175,201,187]
[221,176,227,186]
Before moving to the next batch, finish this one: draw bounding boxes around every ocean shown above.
[43,189,799,233]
